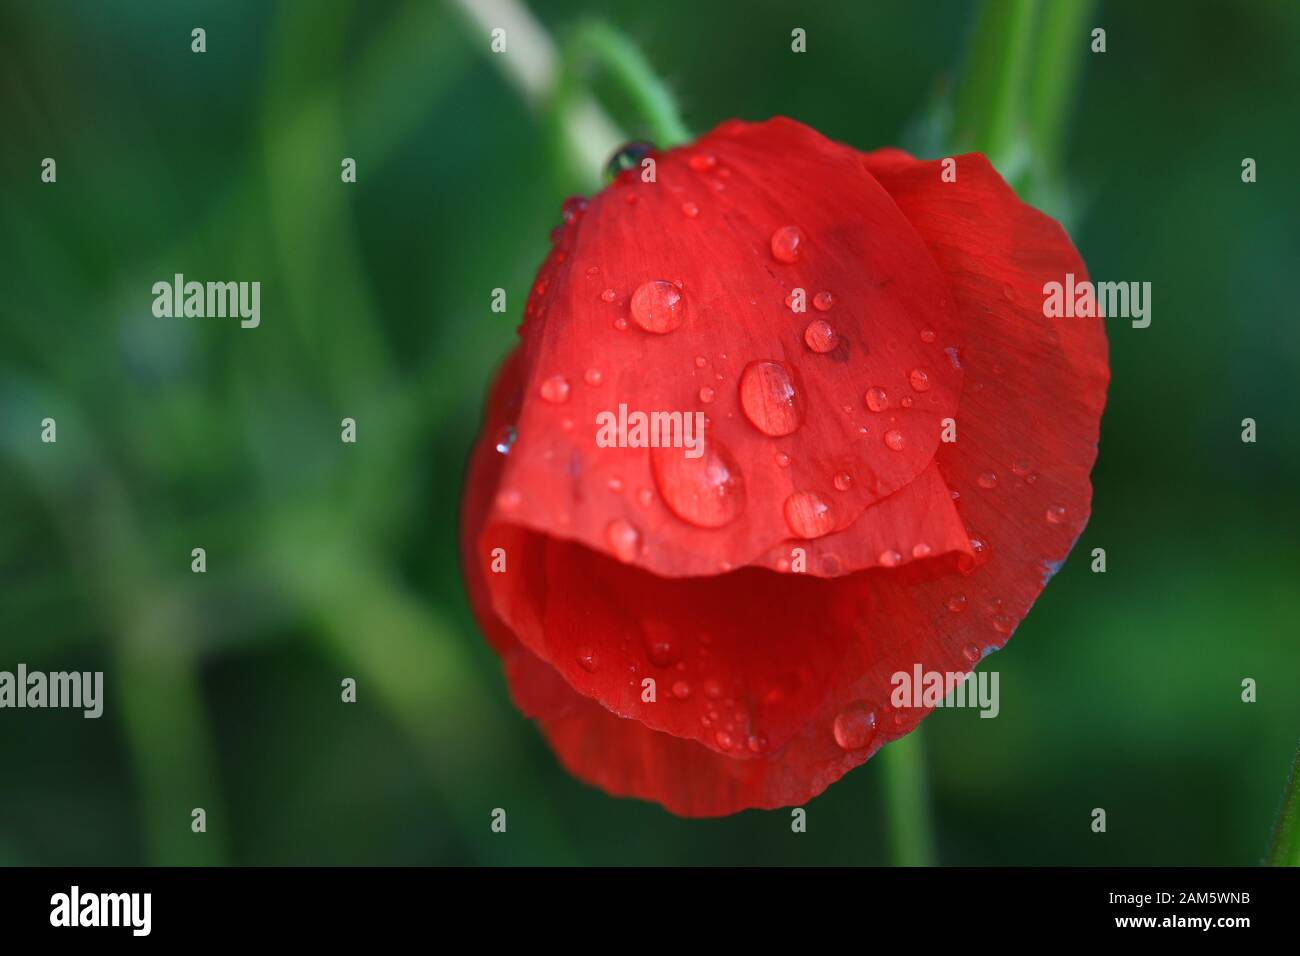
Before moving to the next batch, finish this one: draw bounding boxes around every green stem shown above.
[879,727,936,866]
[567,21,691,148]
[1268,742,1300,866]
[952,0,1039,169]
[1024,0,1093,172]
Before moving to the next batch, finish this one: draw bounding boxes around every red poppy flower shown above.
[460,117,1108,817]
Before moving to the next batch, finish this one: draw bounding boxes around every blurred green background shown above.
[1,0,1297,866]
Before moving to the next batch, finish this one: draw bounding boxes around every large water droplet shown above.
[650,436,746,528]
[803,319,838,353]
[883,429,906,451]
[833,471,853,491]
[605,141,655,180]
[783,490,836,539]
[739,360,802,436]
[606,518,641,563]
[909,368,932,392]
[832,702,878,750]
[813,291,835,312]
[770,225,804,263]
[539,375,571,403]
[879,549,903,567]
[865,386,889,413]
[645,638,677,668]
[960,534,991,575]
[630,280,685,334]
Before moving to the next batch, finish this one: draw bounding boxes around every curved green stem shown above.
[880,727,936,866]
[952,0,1039,171]
[1025,0,1093,172]
[567,21,691,148]
[1268,742,1300,866]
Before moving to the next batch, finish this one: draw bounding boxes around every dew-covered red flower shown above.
[460,117,1108,817]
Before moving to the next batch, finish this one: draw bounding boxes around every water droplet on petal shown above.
[884,429,906,451]
[739,360,802,436]
[688,151,717,172]
[651,436,746,528]
[584,368,603,386]
[920,328,936,343]
[577,647,597,672]
[813,291,835,312]
[539,375,571,403]
[681,201,699,218]
[646,639,677,668]
[630,280,685,334]
[783,490,836,539]
[698,386,715,403]
[962,643,981,663]
[991,614,1014,635]
[1011,456,1032,477]
[601,288,617,303]
[775,451,791,468]
[496,488,521,511]
[911,542,932,559]
[909,368,932,392]
[833,702,878,750]
[947,594,968,613]
[671,680,691,700]
[714,730,734,750]
[977,471,998,489]
[561,197,588,226]
[770,225,804,263]
[605,141,654,179]
[833,471,853,491]
[803,319,838,353]
[694,355,707,368]
[1046,504,1067,524]
[747,735,768,753]
[879,549,903,567]
[865,386,889,412]
[960,535,991,575]
[494,425,517,455]
[606,518,641,563]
